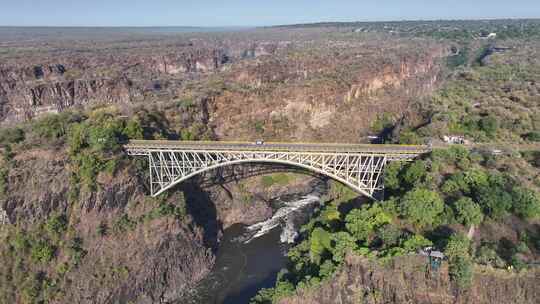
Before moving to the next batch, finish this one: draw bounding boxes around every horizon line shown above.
[0,17,538,29]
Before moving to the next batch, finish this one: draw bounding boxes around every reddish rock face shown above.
[0,45,232,124]
[0,30,445,139]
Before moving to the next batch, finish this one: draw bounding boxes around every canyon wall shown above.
[281,255,540,304]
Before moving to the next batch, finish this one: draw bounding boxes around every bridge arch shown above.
[151,158,376,199]
[125,140,426,200]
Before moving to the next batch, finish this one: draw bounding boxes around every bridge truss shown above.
[126,141,426,199]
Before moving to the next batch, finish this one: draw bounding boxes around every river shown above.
[185,193,322,304]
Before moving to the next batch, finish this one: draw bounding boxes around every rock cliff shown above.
[281,255,540,304]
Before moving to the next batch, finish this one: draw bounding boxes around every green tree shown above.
[479,115,498,137]
[512,187,540,219]
[384,162,403,191]
[476,187,513,220]
[345,204,391,243]
[331,231,357,263]
[445,233,471,260]
[67,123,88,154]
[454,197,484,227]
[402,161,427,187]
[401,188,444,229]
[445,233,473,288]
[123,119,144,139]
[449,255,474,288]
[377,224,402,248]
[309,228,332,265]
[88,123,120,152]
[399,131,423,144]
[402,234,433,253]
[462,168,489,190]
[320,205,341,226]
[318,259,336,278]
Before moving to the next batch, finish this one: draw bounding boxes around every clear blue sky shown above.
[1,0,539,27]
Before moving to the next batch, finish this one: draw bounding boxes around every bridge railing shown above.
[124,140,432,155]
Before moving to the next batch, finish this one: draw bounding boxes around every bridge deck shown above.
[124,140,431,154]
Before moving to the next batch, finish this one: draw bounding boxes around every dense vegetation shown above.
[0,105,203,303]
[396,55,540,145]
[252,146,540,303]
[281,19,540,41]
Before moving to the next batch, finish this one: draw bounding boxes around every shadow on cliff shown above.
[180,181,221,251]
[197,163,321,188]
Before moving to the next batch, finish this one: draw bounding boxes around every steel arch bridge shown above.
[125,140,430,199]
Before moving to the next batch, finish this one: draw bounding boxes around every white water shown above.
[244,195,321,244]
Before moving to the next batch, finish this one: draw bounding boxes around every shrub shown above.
[30,240,56,263]
[475,244,506,268]
[96,222,108,236]
[401,188,444,229]
[113,214,137,233]
[399,131,423,144]
[32,112,83,140]
[478,115,498,137]
[261,176,275,187]
[144,203,186,221]
[21,273,43,304]
[251,280,295,304]
[524,131,540,142]
[461,168,489,192]
[250,288,274,304]
[320,205,341,226]
[511,254,527,271]
[67,123,88,154]
[261,174,294,188]
[67,237,87,266]
[0,167,8,197]
[0,127,25,145]
[73,151,105,190]
[87,122,122,153]
[10,232,30,252]
[254,120,265,134]
[371,113,394,133]
[46,214,68,236]
[327,181,358,204]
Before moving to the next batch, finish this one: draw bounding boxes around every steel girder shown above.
[125,148,416,199]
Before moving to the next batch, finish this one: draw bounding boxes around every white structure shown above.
[125,140,429,199]
[0,209,9,225]
[443,135,470,145]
